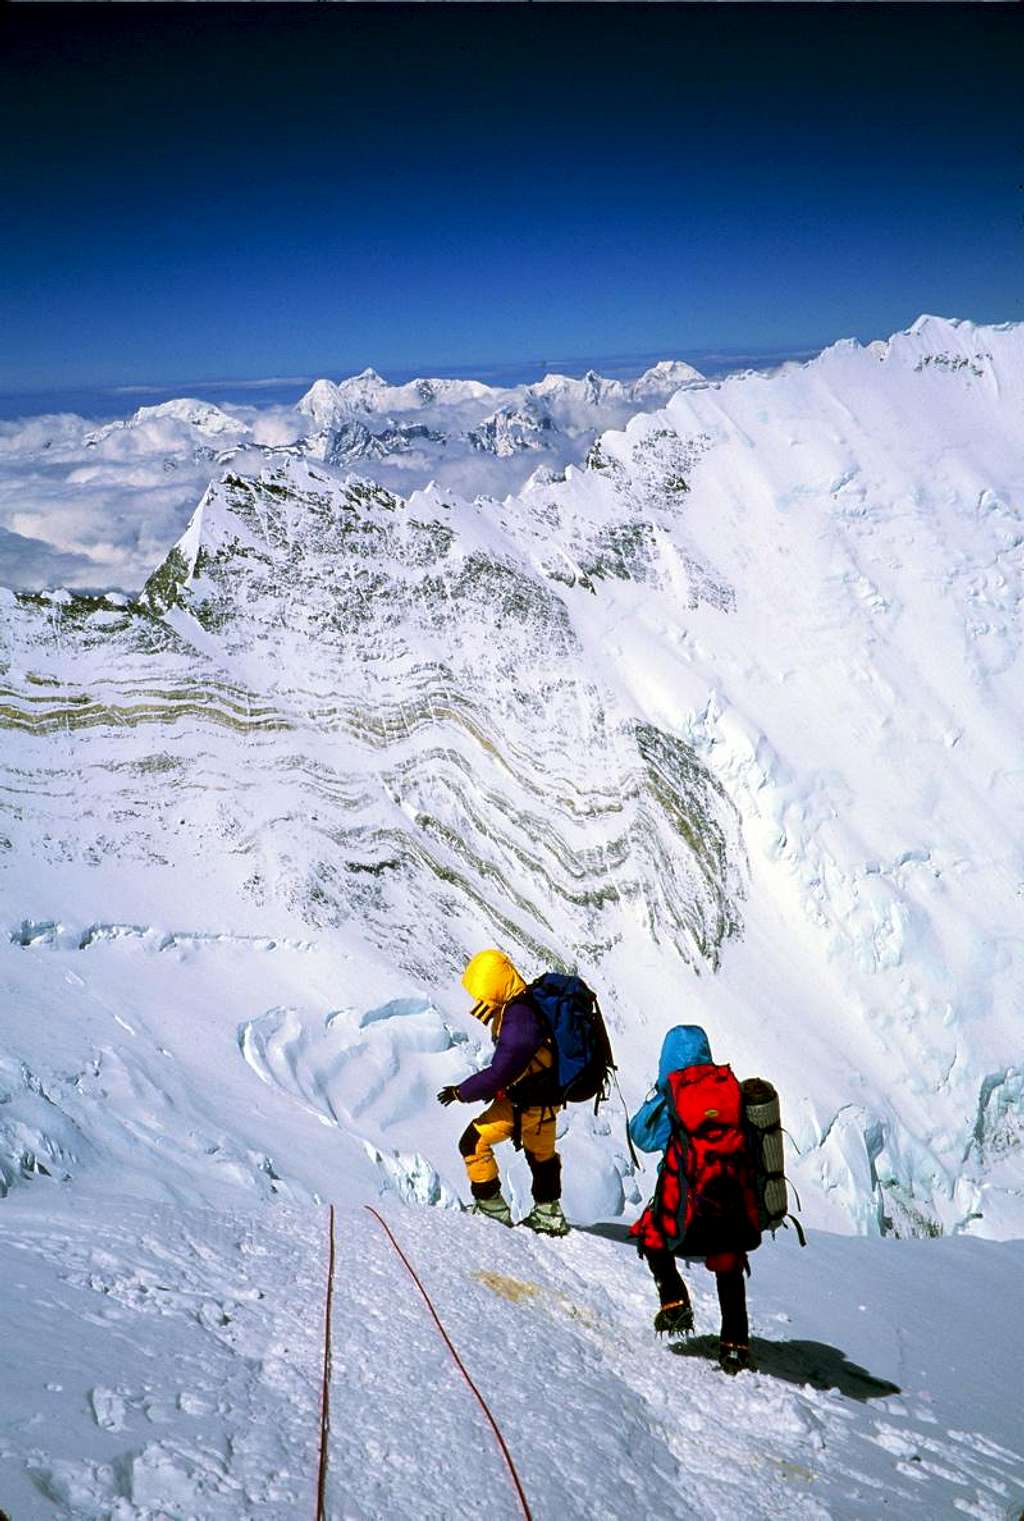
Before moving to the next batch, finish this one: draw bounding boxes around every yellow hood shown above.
[461,948,527,1020]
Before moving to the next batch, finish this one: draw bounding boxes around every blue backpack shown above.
[529,973,615,1108]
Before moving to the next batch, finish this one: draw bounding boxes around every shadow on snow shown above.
[667,1335,901,1402]
[577,1223,900,1403]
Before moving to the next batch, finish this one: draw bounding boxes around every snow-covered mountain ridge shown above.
[295,359,703,432]
[0,356,705,592]
[294,359,707,483]
[1,315,1022,1249]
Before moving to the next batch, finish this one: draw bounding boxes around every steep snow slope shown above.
[2,315,1021,1245]
[572,313,1024,1238]
[1,1199,1022,1521]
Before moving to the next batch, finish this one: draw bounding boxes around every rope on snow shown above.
[363,1204,534,1521]
[315,1203,337,1521]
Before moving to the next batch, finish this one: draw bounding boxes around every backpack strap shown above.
[783,1214,807,1247]
[611,1071,643,1171]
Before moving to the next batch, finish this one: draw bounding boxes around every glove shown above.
[436,1085,460,1107]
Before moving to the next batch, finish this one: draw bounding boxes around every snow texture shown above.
[1,1199,1022,1521]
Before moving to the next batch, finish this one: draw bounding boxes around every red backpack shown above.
[632,1063,762,1257]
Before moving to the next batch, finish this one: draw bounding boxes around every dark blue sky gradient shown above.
[2,4,1020,391]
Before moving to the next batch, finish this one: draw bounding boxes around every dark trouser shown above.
[525,1151,561,1203]
[645,1247,749,1344]
[468,1153,561,1204]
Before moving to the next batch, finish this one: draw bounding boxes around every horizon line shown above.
[0,341,837,404]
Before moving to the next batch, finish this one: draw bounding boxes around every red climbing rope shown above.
[363,1205,534,1521]
[315,1203,336,1521]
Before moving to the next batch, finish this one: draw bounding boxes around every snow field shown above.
[2,1198,1023,1520]
[0,1199,324,1519]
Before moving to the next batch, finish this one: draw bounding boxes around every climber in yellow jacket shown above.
[436,948,569,1235]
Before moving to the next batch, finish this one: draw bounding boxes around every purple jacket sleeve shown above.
[456,1000,543,1103]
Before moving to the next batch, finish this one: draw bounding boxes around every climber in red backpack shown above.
[628,1025,761,1374]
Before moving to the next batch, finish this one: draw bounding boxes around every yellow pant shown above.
[459,1099,561,1199]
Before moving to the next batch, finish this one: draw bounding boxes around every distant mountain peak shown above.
[84,397,247,447]
[295,379,345,428]
[131,398,245,432]
[632,359,703,394]
[341,367,388,391]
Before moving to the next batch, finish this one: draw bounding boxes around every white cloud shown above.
[0,419,218,590]
[0,523,101,587]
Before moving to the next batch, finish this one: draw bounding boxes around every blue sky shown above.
[2,4,1020,393]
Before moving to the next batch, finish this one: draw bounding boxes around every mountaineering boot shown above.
[472,1193,513,1227]
[718,1342,755,1376]
[520,1200,571,1236]
[653,1296,694,1337]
